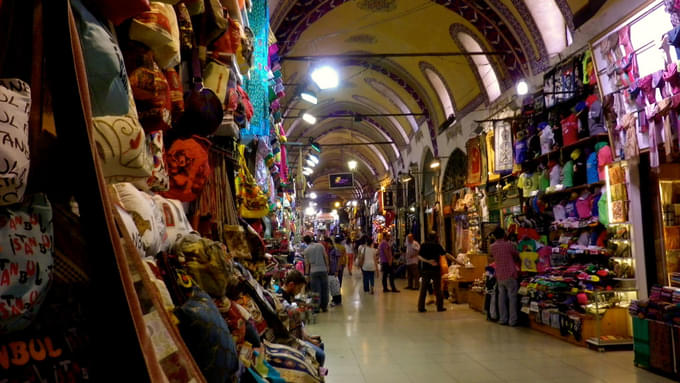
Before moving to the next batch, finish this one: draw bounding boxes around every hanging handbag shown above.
[128,2,181,69]
[95,0,150,25]
[203,59,231,104]
[235,145,269,219]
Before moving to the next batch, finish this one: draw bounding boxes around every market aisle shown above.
[307,273,675,383]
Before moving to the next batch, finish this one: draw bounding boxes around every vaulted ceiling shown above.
[271,0,602,201]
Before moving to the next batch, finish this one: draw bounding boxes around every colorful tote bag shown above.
[235,145,269,219]
[494,121,514,173]
[0,194,54,334]
[263,341,322,383]
[466,137,482,186]
[0,79,30,206]
[129,2,181,69]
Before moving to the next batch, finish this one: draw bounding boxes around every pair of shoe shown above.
[383,289,400,293]
[437,307,447,312]
[418,308,426,313]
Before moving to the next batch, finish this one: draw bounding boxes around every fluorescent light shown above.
[409,206,416,212]
[301,90,318,104]
[303,166,314,174]
[516,80,529,95]
[306,159,316,167]
[334,201,341,208]
[331,209,338,215]
[430,160,440,169]
[309,192,317,199]
[302,113,317,124]
[311,66,339,90]
[307,154,319,164]
[348,160,357,170]
[304,207,316,215]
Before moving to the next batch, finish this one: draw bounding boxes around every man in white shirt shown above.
[404,234,421,290]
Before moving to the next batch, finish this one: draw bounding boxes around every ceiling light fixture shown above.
[302,113,317,124]
[309,192,317,199]
[334,201,341,208]
[300,89,318,104]
[351,200,358,207]
[310,65,339,90]
[516,79,529,96]
[310,141,322,153]
[399,172,413,183]
[303,167,314,175]
[306,159,316,167]
[304,206,316,216]
[347,160,357,170]
[307,154,319,164]
[430,159,441,169]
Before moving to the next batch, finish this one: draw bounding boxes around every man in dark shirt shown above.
[280,270,307,303]
[417,232,451,312]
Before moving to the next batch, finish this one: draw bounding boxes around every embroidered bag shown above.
[129,2,181,69]
[162,136,211,202]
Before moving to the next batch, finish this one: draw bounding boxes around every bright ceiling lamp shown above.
[347,160,357,170]
[399,172,412,183]
[304,206,316,216]
[309,192,317,199]
[307,153,319,164]
[300,90,318,104]
[302,113,317,124]
[430,159,441,169]
[310,65,339,90]
[351,200,358,207]
[334,201,341,208]
[516,79,529,96]
[310,141,322,153]
[306,159,316,167]
[302,167,314,176]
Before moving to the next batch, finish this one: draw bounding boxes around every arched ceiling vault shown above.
[274,0,581,199]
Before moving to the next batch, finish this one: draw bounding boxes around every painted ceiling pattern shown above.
[272,0,592,199]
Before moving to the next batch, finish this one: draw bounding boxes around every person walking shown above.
[417,232,450,312]
[334,235,347,287]
[358,238,378,294]
[404,234,421,290]
[303,235,330,313]
[344,238,355,276]
[489,227,520,326]
[379,232,399,293]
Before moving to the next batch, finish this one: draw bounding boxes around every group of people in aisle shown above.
[299,228,470,314]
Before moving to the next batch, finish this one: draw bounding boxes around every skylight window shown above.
[423,68,455,118]
[524,0,568,57]
[458,32,501,102]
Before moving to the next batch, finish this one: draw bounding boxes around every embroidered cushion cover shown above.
[113,182,167,257]
[0,79,30,206]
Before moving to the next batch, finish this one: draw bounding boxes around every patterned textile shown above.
[466,137,482,186]
[242,0,270,137]
[494,121,514,173]
[489,239,518,281]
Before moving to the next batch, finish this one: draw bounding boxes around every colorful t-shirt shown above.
[518,172,540,197]
[520,252,539,272]
[561,114,579,146]
[515,137,528,165]
[562,160,574,188]
[550,164,562,187]
[539,171,550,191]
[586,152,599,184]
[540,126,554,154]
[518,238,537,252]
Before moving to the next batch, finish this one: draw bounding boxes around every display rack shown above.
[585,288,637,351]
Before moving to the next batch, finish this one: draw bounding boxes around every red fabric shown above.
[489,239,519,281]
[561,114,579,146]
[162,137,211,202]
[585,94,599,108]
[517,227,539,241]
[95,0,150,25]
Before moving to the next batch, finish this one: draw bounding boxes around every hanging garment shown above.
[494,121,514,173]
[466,137,482,186]
[486,130,500,182]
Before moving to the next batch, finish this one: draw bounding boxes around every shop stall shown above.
[0,0,330,382]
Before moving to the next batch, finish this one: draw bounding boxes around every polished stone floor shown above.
[307,272,676,383]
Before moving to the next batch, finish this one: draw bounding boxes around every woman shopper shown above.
[344,237,355,276]
[358,238,378,294]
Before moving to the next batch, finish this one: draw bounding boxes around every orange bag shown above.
[162,136,211,202]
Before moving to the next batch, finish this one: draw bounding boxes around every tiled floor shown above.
[307,272,676,383]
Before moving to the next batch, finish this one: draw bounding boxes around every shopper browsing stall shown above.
[304,235,330,312]
[489,227,520,326]
[418,232,451,312]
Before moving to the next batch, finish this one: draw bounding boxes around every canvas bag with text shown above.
[0,79,30,206]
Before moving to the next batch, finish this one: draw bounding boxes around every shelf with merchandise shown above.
[522,134,610,168]
[544,181,606,196]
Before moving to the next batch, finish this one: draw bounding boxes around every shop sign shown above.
[329,173,353,189]
[383,191,393,207]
